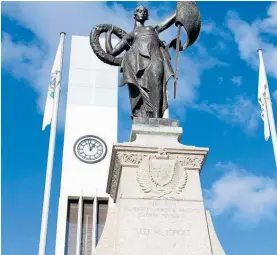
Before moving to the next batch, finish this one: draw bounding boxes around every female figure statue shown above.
[90,2,201,119]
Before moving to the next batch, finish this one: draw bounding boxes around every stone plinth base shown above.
[95,118,226,255]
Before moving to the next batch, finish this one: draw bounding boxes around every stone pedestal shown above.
[95,118,226,255]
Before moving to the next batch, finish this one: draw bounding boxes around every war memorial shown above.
[52,2,226,255]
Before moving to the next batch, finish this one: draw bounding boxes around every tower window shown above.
[65,199,79,255]
[64,198,109,255]
[81,200,94,255]
[96,200,108,244]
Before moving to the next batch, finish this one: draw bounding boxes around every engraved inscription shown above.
[122,200,194,240]
[134,227,188,237]
[125,201,197,219]
[117,200,212,255]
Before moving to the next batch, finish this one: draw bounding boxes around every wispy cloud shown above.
[191,96,260,135]
[204,162,277,223]
[226,2,277,80]
[231,76,243,86]
[257,2,277,35]
[2,33,43,83]
[201,20,232,40]
[201,20,232,52]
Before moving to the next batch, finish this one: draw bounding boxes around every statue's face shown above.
[134,6,149,22]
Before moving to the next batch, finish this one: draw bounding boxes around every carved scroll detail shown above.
[109,148,205,201]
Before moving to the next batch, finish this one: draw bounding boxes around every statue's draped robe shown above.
[119,26,174,118]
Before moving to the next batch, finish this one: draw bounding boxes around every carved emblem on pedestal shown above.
[137,149,188,198]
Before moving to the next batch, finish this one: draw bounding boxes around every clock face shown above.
[74,135,107,164]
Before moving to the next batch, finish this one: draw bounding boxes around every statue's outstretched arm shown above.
[154,11,176,34]
[106,28,132,57]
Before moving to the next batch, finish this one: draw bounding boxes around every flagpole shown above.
[38,32,66,255]
[258,49,277,168]
[266,90,277,167]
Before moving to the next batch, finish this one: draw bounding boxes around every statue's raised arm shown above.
[90,2,201,120]
[154,12,176,34]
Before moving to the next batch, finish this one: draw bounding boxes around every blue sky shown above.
[2,1,277,255]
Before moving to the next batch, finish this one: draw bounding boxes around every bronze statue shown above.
[90,2,201,119]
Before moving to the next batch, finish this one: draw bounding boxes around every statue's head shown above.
[133,5,149,22]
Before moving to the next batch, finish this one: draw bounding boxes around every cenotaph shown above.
[89,2,227,254]
[94,118,226,255]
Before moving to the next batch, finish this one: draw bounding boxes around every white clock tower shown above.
[55,36,119,255]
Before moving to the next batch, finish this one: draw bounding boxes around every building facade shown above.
[55,36,119,255]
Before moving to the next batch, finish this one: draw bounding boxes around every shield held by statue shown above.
[149,159,176,187]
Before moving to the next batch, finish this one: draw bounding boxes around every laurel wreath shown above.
[90,24,127,66]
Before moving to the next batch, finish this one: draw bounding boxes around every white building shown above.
[55,36,119,255]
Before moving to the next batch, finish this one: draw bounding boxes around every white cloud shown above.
[2,33,43,83]
[258,2,277,35]
[201,21,214,33]
[201,20,232,40]
[227,2,277,80]
[231,76,243,86]
[166,50,227,121]
[204,162,277,223]
[191,96,260,134]
[201,20,231,52]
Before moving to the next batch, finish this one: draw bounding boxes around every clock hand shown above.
[88,141,93,151]
[89,143,96,151]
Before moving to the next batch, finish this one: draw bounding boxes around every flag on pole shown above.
[39,32,65,255]
[42,38,63,131]
[257,49,277,168]
[258,49,270,141]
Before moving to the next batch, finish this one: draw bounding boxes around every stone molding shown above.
[107,146,208,202]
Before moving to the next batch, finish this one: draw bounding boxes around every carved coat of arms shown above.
[136,149,188,198]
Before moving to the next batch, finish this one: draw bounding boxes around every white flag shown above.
[42,37,63,131]
[258,49,270,141]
